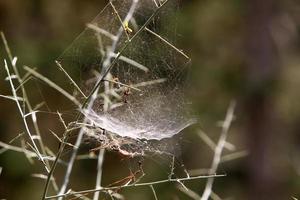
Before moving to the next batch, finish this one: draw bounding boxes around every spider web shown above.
[57,0,196,155]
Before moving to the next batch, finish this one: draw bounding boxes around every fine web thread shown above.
[57,0,195,151]
[55,0,196,197]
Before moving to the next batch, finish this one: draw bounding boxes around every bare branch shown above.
[150,185,159,200]
[93,149,105,200]
[55,61,87,99]
[24,66,81,107]
[47,174,226,199]
[87,23,117,41]
[201,101,236,200]
[145,27,190,60]
[4,59,49,172]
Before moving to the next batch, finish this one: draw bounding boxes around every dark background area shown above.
[1,0,300,199]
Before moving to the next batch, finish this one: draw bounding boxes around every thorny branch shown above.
[2,32,59,190]
[46,174,226,199]
[4,59,49,172]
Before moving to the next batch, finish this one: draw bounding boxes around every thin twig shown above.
[0,32,13,61]
[150,185,159,200]
[20,139,34,164]
[145,27,190,60]
[201,101,236,200]
[2,34,55,186]
[47,174,226,199]
[177,184,201,200]
[4,59,49,172]
[24,66,81,107]
[55,61,87,99]
[109,0,130,40]
[42,127,69,199]
[211,191,223,200]
[0,94,24,101]
[197,130,217,152]
[198,130,236,152]
[87,23,117,41]
[103,79,141,91]
[8,132,25,144]
[220,150,248,163]
[0,141,36,157]
[108,51,149,72]
[0,141,65,164]
[152,0,159,7]
[15,76,33,92]
[48,130,75,148]
[93,149,105,200]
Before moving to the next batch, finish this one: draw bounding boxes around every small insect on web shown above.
[57,0,196,158]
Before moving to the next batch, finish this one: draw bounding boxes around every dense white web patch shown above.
[58,0,196,144]
[82,91,197,140]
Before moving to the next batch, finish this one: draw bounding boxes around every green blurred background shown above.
[1,0,300,199]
